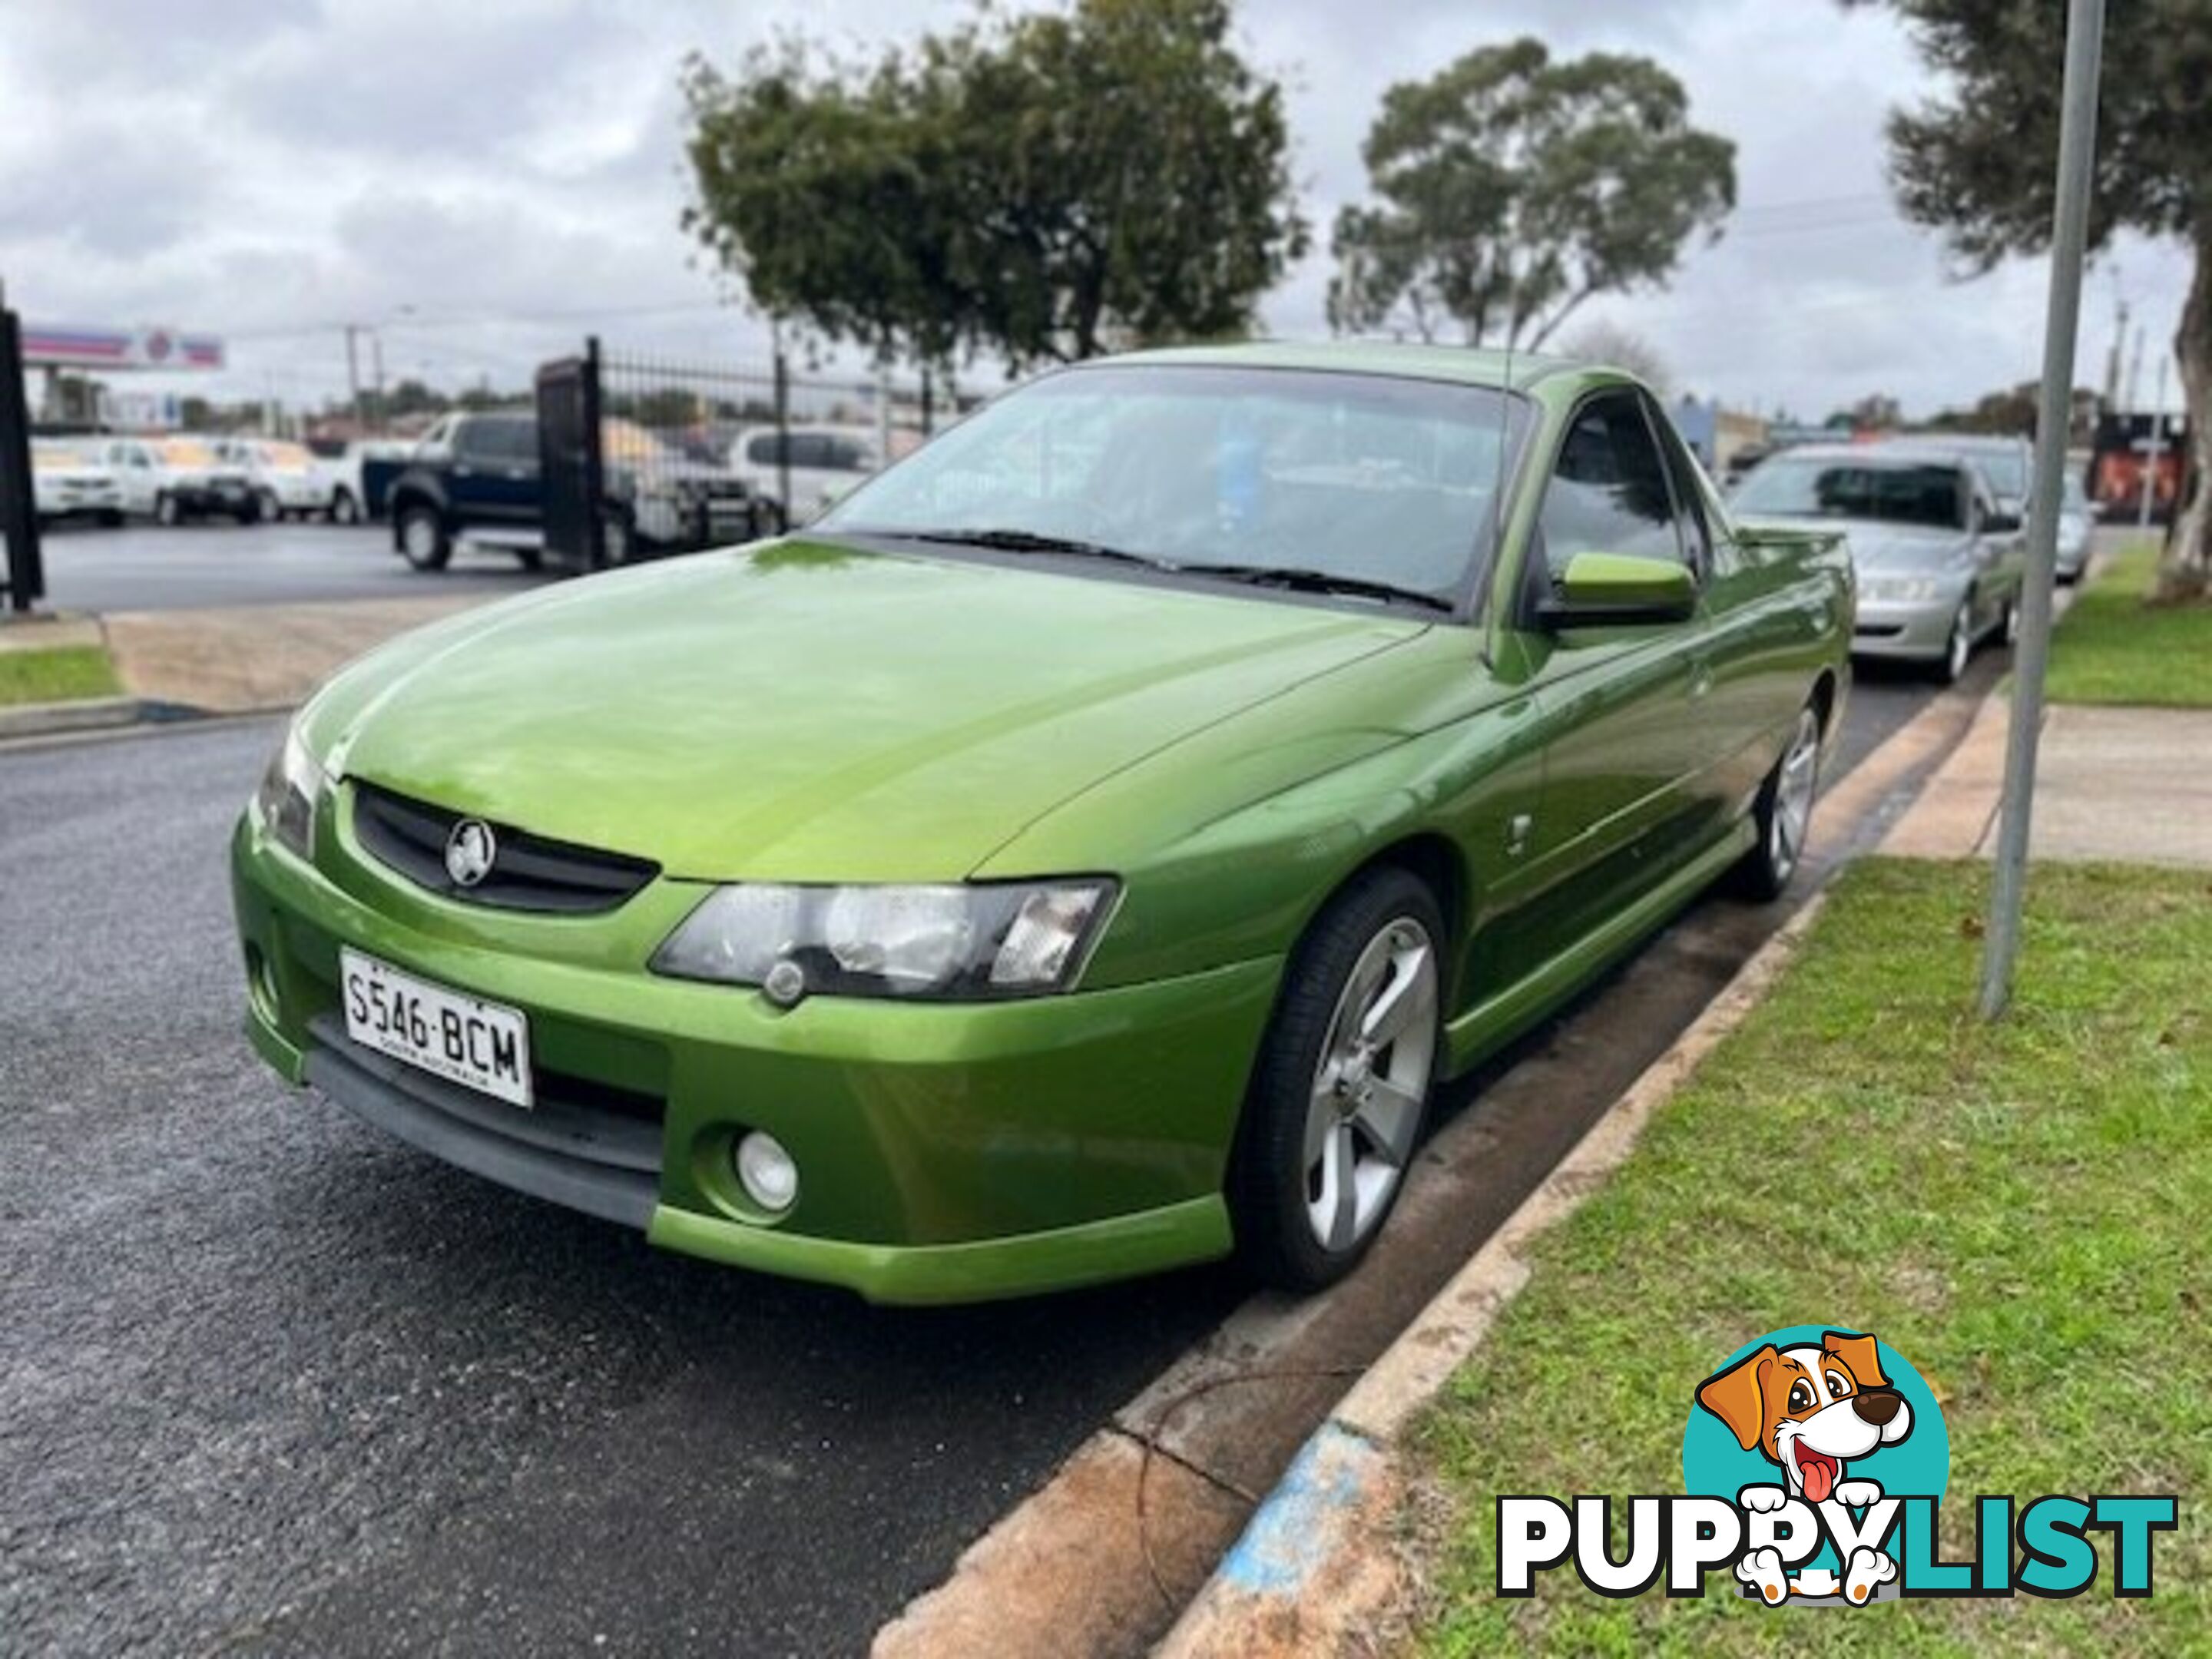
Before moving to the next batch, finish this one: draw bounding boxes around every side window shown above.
[490,420,537,462]
[458,419,518,461]
[1536,392,1685,581]
[746,432,782,466]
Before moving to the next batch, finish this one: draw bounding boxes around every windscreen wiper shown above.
[856,526,1171,571]
[1173,563,1456,614]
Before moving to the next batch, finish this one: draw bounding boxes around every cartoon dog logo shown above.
[1696,1330,1912,1604]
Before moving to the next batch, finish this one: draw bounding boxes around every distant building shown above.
[1673,396,1770,475]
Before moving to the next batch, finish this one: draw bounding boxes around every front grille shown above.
[352,782,659,914]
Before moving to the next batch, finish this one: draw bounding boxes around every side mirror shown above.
[1538,551,1698,629]
[1981,507,2023,535]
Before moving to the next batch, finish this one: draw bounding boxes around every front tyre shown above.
[1935,597,1974,685]
[1735,704,1822,902]
[329,488,361,525]
[396,502,452,571]
[598,505,635,569]
[1231,868,1443,1292]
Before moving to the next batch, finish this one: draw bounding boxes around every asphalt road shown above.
[36,521,550,611]
[0,665,1962,1657]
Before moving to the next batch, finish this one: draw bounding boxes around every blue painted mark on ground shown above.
[1217,1421,1382,1598]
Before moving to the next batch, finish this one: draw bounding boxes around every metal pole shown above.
[772,349,791,527]
[582,335,605,569]
[345,325,363,434]
[0,299,48,614]
[2139,356,2169,530]
[876,367,892,472]
[1980,0,2106,1020]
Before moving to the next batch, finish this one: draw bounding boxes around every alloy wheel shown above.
[1945,602,1972,682]
[402,515,439,561]
[1300,917,1438,1254]
[1771,708,1820,881]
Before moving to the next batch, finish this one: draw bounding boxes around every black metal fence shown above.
[534,336,945,569]
[0,300,44,614]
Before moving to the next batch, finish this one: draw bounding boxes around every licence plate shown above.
[339,948,534,1108]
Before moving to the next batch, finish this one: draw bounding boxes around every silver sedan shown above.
[1730,445,2023,684]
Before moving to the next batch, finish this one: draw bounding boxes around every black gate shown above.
[535,338,604,570]
[0,299,44,614]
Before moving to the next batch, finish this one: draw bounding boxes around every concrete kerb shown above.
[0,695,207,742]
[1157,895,1830,1657]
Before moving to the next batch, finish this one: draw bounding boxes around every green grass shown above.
[1412,859,2211,1654]
[2045,543,2212,707]
[0,644,121,707]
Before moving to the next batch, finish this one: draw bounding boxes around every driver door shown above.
[1492,389,1714,972]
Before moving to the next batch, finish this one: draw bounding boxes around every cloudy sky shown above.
[0,0,2190,420]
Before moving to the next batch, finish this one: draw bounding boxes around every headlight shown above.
[254,727,328,859]
[651,880,1115,1002]
[1863,575,1945,604]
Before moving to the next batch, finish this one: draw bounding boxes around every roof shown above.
[1882,431,2030,452]
[1763,442,1972,469]
[1099,339,1593,395]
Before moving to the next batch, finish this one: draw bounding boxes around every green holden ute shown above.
[232,343,1850,1303]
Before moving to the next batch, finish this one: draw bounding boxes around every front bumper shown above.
[37,485,122,518]
[1850,594,1960,663]
[267,479,328,511]
[230,803,1277,1303]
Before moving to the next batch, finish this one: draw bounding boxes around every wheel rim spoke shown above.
[1353,1078,1422,1168]
[1359,945,1432,1048]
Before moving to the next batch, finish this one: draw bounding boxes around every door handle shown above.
[1689,662,1716,702]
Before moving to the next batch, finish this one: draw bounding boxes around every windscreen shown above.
[823,364,1529,605]
[1732,457,1967,530]
[1972,447,2028,499]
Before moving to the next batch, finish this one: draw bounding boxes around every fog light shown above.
[734,1131,798,1214]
